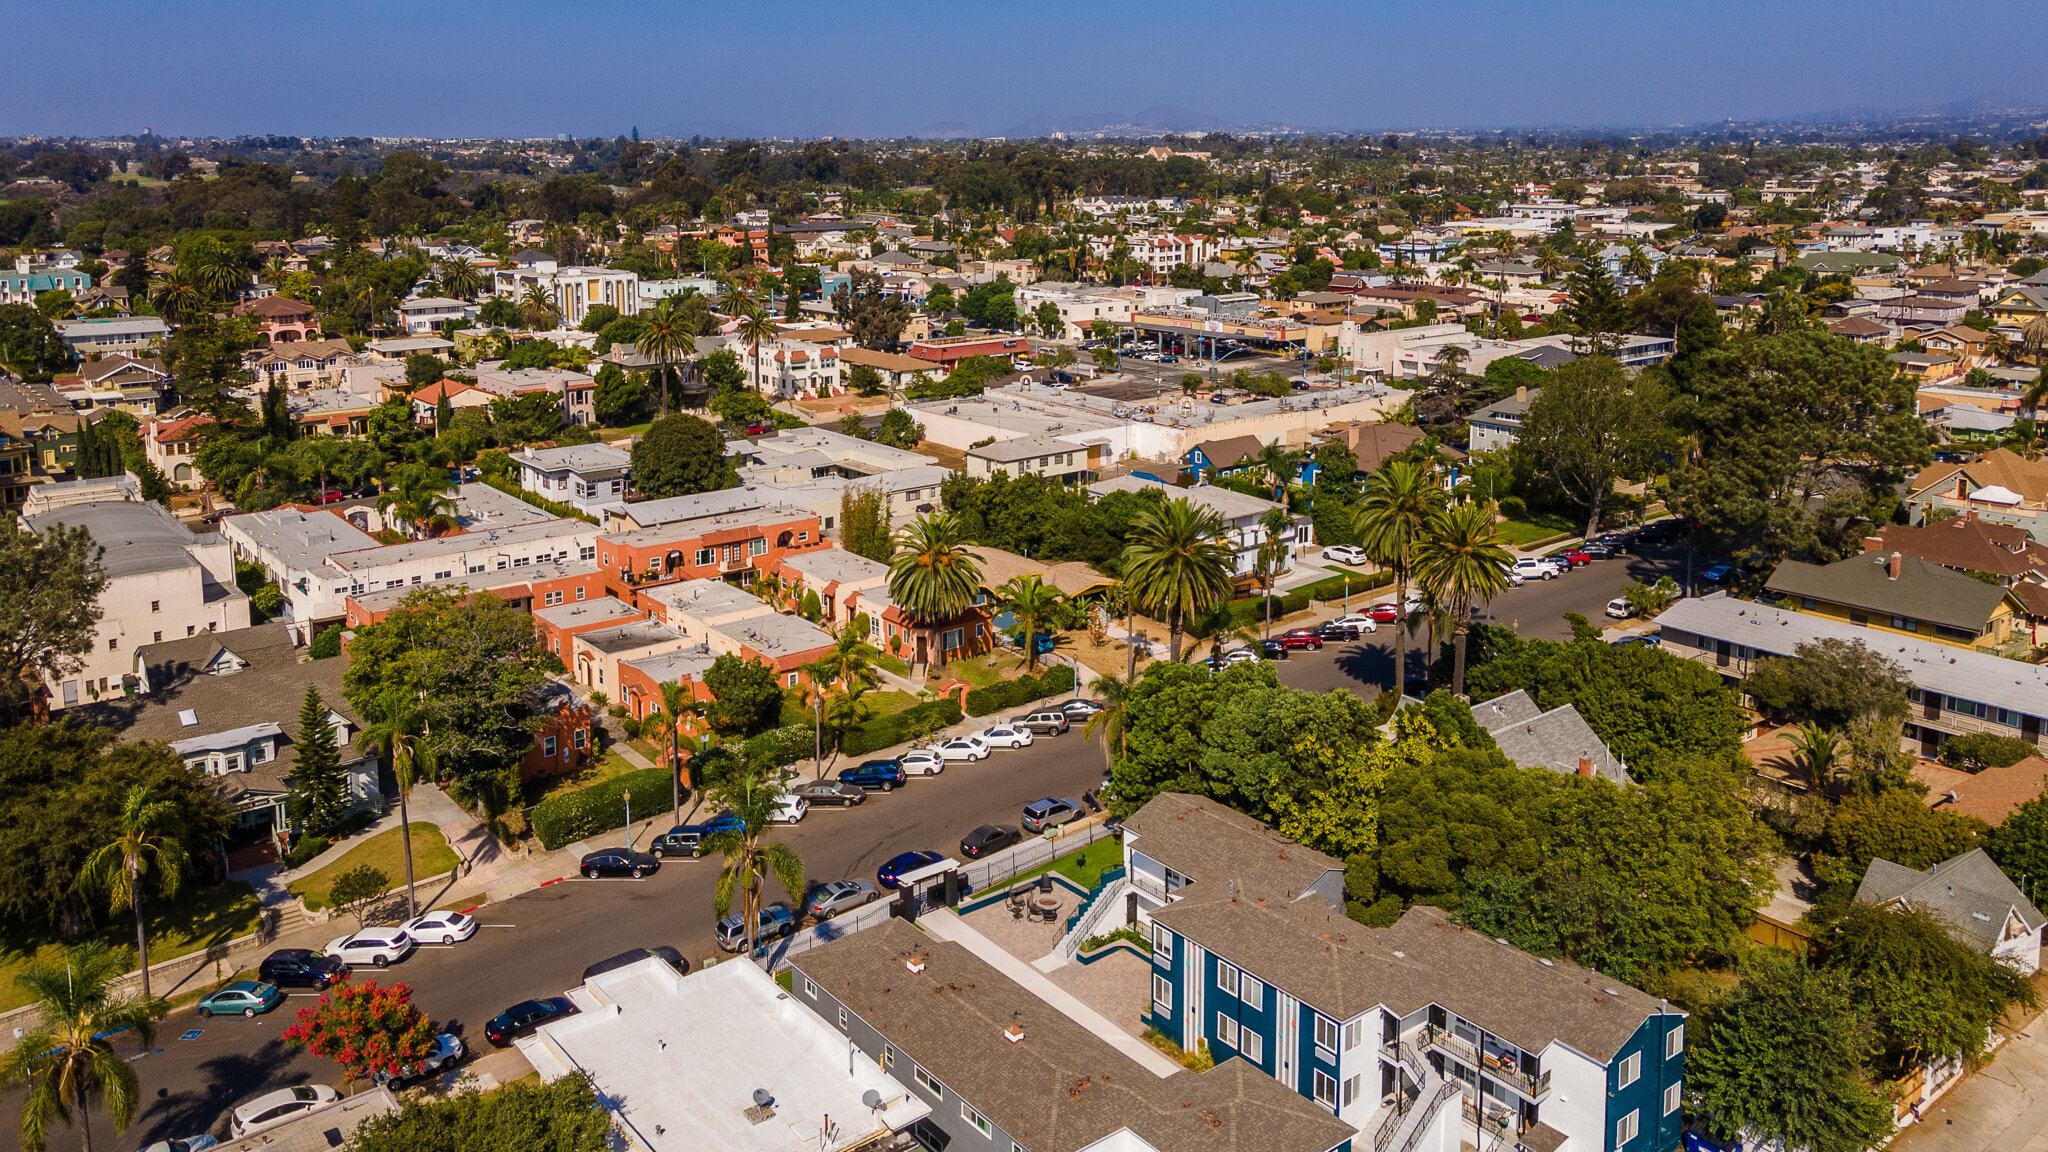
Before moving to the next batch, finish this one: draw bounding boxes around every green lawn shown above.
[875,652,911,677]
[594,419,654,440]
[937,652,1027,690]
[522,749,645,807]
[1497,511,1579,547]
[0,881,261,1014]
[288,824,460,911]
[1007,839,1120,890]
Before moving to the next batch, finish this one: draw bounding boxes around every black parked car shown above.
[792,779,868,806]
[580,848,660,879]
[1258,639,1289,660]
[1318,621,1362,642]
[485,997,577,1046]
[960,824,1023,859]
[582,946,689,982]
[257,948,349,990]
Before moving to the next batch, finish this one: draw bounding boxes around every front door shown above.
[914,635,927,665]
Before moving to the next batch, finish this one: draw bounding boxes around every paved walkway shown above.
[1894,1006,2048,1152]
[917,908,1183,1078]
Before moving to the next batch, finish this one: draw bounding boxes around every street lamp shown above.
[623,788,633,848]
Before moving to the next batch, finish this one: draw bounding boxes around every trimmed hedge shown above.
[742,724,813,768]
[964,665,1078,717]
[531,766,679,851]
[1306,570,1393,602]
[841,699,964,758]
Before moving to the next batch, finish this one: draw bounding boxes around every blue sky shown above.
[10,1,2048,139]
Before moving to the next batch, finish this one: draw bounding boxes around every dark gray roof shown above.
[1150,901,1672,1063]
[1855,848,2044,955]
[74,623,364,800]
[1765,552,2012,634]
[1470,690,1632,785]
[790,921,1355,1152]
[1123,792,1343,898]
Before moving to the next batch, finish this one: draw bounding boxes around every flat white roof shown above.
[522,958,929,1152]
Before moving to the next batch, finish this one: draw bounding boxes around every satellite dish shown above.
[863,1089,883,1109]
[753,1089,773,1107]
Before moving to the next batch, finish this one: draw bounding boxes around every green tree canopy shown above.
[701,652,783,736]
[347,1070,613,1152]
[631,414,738,499]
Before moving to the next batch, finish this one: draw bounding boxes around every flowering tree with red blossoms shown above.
[281,978,437,1085]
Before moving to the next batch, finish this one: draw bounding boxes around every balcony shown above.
[1416,1024,1549,1100]
[719,554,752,573]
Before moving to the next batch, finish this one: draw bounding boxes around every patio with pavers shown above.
[958,898,1155,1041]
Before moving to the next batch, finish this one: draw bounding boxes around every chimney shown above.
[1861,536,1884,553]
[905,953,926,974]
[1003,1023,1025,1044]
[1887,551,1903,580]
[13,256,27,273]
[1577,754,1594,777]
[1965,509,1978,523]
[1515,385,1528,403]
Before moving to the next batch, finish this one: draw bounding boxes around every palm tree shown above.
[2021,315,2048,369]
[519,284,559,330]
[994,575,1064,674]
[149,273,205,324]
[1412,502,1512,695]
[77,788,188,1003]
[261,255,290,286]
[704,774,805,955]
[1119,497,1235,663]
[377,463,458,538]
[647,680,711,820]
[887,513,983,668]
[2022,368,2048,420]
[1621,243,1655,280]
[191,246,248,302]
[1788,725,1844,790]
[0,942,165,1152]
[737,304,781,395]
[1253,442,1304,510]
[1431,343,1470,380]
[637,296,698,418]
[1352,460,1446,699]
[1532,251,1567,282]
[358,693,435,924]
[798,627,882,773]
[437,257,484,301]
[1080,673,1132,771]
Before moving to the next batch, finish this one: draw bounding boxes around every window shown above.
[1153,974,1173,1010]
[1663,1081,1681,1116]
[882,1044,895,1069]
[912,1064,943,1099]
[838,1006,847,1028]
[543,735,557,757]
[1153,923,1173,958]
[435,570,453,580]
[1217,1014,1239,1048]
[573,728,588,749]
[107,638,118,651]
[153,632,162,643]
[1241,974,1263,1009]
[1341,1018,1363,1052]
[1240,1028,1262,1063]
[1616,1109,1639,1145]
[1314,1013,1338,1055]
[962,1105,991,1138]
[695,547,714,566]
[576,587,587,601]
[749,538,768,557]
[1342,1073,1363,1108]
[1619,1052,1642,1088]
[579,545,596,561]
[1666,1023,1684,1057]
[1313,1070,1337,1108]
[150,600,160,613]
[468,564,486,574]
[788,672,799,687]
[1216,961,1239,997]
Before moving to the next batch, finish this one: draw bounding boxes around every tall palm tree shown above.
[887,513,982,668]
[191,245,249,303]
[518,284,559,330]
[1251,506,1293,640]
[1412,502,1512,695]
[1532,251,1566,282]
[359,692,436,924]
[1253,442,1304,510]
[437,257,484,301]
[2022,368,2048,420]
[1621,243,1655,280]
[77,788,188,1003]
[149,273,205,324]
[377,463,458,538]
[797,627,881,773]
[704,774,805,955]
[1119,497,1235,663]
[1352,460,1446,699]
[0,943,165,1152]
[1080,673,1132,772]
[648,681,711,820]
[261,255,290,286]
[994,575,1064,674]
[637,296,698,418]
[2021,314,2048,369]
[737,305,781,395]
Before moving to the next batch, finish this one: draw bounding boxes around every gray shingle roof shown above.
[1765,552,2013,634]
[790,921,1356,1152]
[1470,690,1631,785]
[1123,792,1343,898]
[1854,848,2044,955]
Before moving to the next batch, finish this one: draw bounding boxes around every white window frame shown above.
[1216,960,1239,998]
[1152,974,1172,1011]
[1152,923,1173,958]
[1619,1051,1642,1088]
[1217,1013,1239,1048]
[1240,1026,1262,1063]
[962,1104,991,1138]
[1663,1081,1681,1116]
[912,1063,943,1099]
[883,1043,895,1069]
[1666,1023,1685,1058]
[1241,974,1263,1009]
[1314,1013,1338,1055]
[802,977,818,998]
[1616,1109,1639,1145]
[1313,1069,1337,1108]
[838,1006,847,1029]
[1342,1073,1363,1108]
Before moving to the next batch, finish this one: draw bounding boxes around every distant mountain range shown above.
[908,104,1336,140]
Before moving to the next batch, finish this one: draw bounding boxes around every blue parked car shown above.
[877,850,944,889]
[650,812,745,858]
[1700,563,1734,583]
[197,980,284,1019]
[838,760,908,792]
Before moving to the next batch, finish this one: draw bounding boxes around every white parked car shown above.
[770,794,808,824]
[1499,564,1525,587]
[140,1137,218,1152]
[978,724,1035,750]
[324,927,416,969]
[231,1085,340,1138]
[1512,557,1564,580]
[934,735,992,762]
[1329,614,1379,633]
[399,910,476,946]
[1604,597,1634,620]
[898,749,944,776]
[1321,545,1369,566]
[376,1032,465,1087]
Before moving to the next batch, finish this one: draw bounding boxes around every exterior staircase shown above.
[1372,1043,1459,1152]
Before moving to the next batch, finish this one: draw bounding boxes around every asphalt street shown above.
[25,730,1115,1151]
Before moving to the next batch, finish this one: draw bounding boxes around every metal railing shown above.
[1418,1025,1548,1099]
[1374,1081,1458,1152]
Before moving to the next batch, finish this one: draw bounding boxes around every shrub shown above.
[841,699,964,757]
[1939,732,2037,774]
[530,766,678,850]
[1080,926,1152,954]
[964,665,1078,717]
[743,724,813,768]
[1308,570,1392,601]
[283,835,331,869]
[618,716,642,739]
[1498,495,1527,519]
[307,627,342,660]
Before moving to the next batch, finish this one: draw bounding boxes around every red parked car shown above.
[1550,549,1592,568]
[1274,628,1325,650]
[1365,602,1403,623]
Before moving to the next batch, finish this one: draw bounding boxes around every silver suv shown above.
[1011,710,1070,735]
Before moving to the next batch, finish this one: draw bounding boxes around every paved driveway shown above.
[1893,1004,2048,1152]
